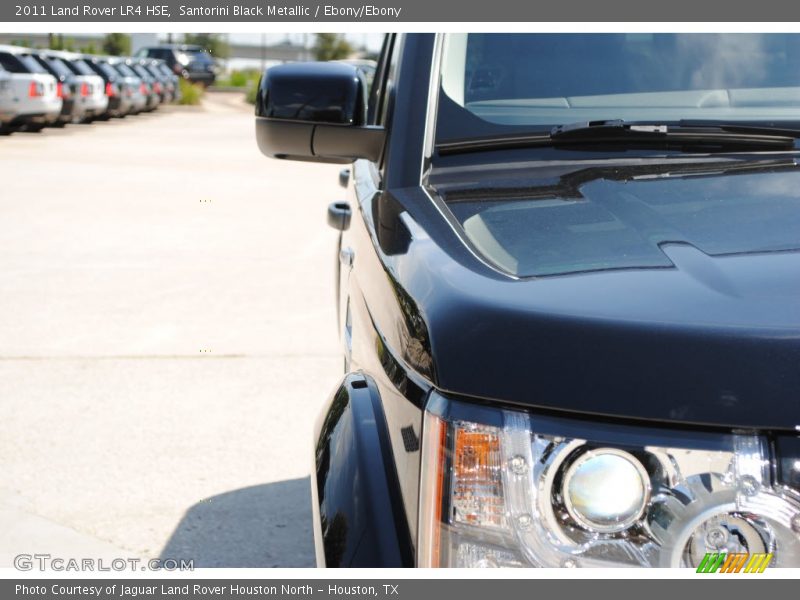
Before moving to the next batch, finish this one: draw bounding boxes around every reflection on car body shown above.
[135,44,216,87]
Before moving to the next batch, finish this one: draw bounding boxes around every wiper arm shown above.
[437,119,800,155]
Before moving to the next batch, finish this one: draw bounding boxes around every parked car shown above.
[83,54,137,118]
[0,44,60,131]
[152,59,181,102]
[41,50,108,123]
[255,33,800,569]
[122,58,161,111]
[32,50,106,125]
[29,51,77,126]
[0,65,14,131]
[141,58,176,103]
[104,57,152,113]
[86,55,147,116]
[135,44,216,86]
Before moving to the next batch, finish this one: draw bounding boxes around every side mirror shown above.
[255,62,385,164]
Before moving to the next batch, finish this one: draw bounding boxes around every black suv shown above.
[255,34,800,569]
[135,44,215,86]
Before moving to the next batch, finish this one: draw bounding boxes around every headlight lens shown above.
[563,448,650,533]
[418,393,800,568]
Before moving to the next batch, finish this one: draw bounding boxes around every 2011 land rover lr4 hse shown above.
[255,34,800,568]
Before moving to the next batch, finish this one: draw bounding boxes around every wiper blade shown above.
[441,156,800,202]
[551,119,800,143]
[677,119,800,137]
[437,119,800,155]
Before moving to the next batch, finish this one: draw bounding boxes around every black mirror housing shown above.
[256,61,367,125]
[255,62,385,164]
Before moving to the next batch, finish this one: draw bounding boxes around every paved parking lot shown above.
[0,92,344,567]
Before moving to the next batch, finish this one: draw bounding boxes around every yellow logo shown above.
[696,552,773,573]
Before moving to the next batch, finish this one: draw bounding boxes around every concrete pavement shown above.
[0,92,344,567]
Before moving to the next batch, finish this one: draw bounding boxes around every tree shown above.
[313,34,354,61]
[48,35,76,51]
[79,42,98,55]
[102,33,131,56]
[183,33,229,58]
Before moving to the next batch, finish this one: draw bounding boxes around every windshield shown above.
[437,34,800,141]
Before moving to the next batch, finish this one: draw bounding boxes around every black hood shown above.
[385,156,800,430]
[434,157,800,278]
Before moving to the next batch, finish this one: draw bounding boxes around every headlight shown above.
[562,448,650,533]
[418,393,800,568]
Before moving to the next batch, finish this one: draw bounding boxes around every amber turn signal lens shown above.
[452,425,505,528]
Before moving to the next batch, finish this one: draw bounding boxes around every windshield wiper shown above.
[437,119,800,155]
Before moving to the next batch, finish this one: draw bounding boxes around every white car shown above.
[85,55,146,116]
[0,67,14,130]
[0,44,61,132]
[106,57,149,113]
[41,50,108,122]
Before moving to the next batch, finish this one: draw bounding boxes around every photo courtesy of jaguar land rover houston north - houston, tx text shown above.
[255,33,800,568]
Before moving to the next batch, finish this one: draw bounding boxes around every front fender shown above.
[311,373,414,567]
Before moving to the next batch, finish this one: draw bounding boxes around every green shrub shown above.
[178,80,204,105]
[245,78,259,105]
[229,71,249,87]
[217,69,261,89]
